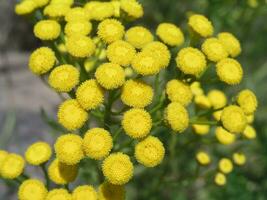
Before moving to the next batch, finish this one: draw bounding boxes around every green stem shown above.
[41,164,50,189]
[190,119,218,126]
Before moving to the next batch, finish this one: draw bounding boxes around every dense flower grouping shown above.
[0,0,259,199]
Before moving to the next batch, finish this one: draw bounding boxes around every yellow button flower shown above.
[18,179,47,200]
[207,89,227,109]
[215,127,236,145]
[125,26,153,49]
[232,153,246,166]
[65,7,89,22]
[246,114,254,124]
[50,0,73,5]
[15,0,37,15]
[192,124,210,135]
[46,189,72,200]
[98,182,125,200]
[156,23,184,46]
[72,185,97,200]
[44,4,71,18]
[214,172,226,186]
[190,81,204,96]
[85,2,114,21]
[213,110,222,121]
[218,158,233,174]
[188,14,214,37]
[0,150,8,166]
[64,21,92,37]
[120,0,144,19]
[196,151,211,165]
[218,32,241,57]
[237,89,258,115]
[201,38,228,62]
[25,142,52,165]
[0,153,25,179]
[242,125,256,139]
[194,95,211,109]
[33,0,49,7]
[34,20,61,40]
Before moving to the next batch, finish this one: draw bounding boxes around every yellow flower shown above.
[121,79,153,108]
[15,0,37,15]
[65,7,89,22]
[176,47,207,75]
[46,189,72,200]
[48,159,78,185]
[102,152,134,185]
[220,105,247,134]
[97,19,125,44]
[57,99,89,131]
[242,125,256,139]
[135,136,165,167]
[33,0,49,7]
[216,58,243,85]
[34,20,61,40]
[95,63,125,89]
[48,64,80,93]
[50,0,73,5]
[44,4,71,18]
[164,102,189,133]
[122,108,152,139]
[166,79,193,106]
[0,153,25,179]
[125,26,154,49]
[98,182,125,200]
[190,81,204,96]
[218,158,233,174]
[25,142,52,165]
[106,40,136,66]
[83,128,113,160]
[207,90,227,109]
[18,179,47,200]
[214,172,226,186]
[76,79,104,110]
[66,35,96,58]
[0,150,8,166]
[156,23,184,46]
[237,89,258,115]
[72,185,97,200]
[192,124,210,135]
[85,2,114,21]
[246,114,254,124]
[213,110,222,121]
[201,38,228,62]
[120,0,143,19]
[188,14,214,37]
[215,127,236,145]
[29,47,56,75]
[194,95,211,109]
[218,32,241,57]
[196,151,211,165]
[232,153,246,166]
[64,21,92,37]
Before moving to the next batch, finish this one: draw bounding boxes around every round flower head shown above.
[64,21,92,37]
[122,108,152,139]
[120,0,143,19]
[188,14,214,37]
[57,99,89,131]
[85,2,114,21]
[76,79,104,110]
[97,19,125,44]
[0,150,8,166]
[176,47,207,75]
[237,89,258,115]
[55,134,84,165]
[48,64,80,93]
[135,136,165,167]
[34,20,61,40]
[194,95,211,109]
[18,179,47,200]
[46,189,72,200]
[66,35,96,58]
[29,47,56,75]
[207,89,227,109]
[50,0,74,5]
[15,0,37,15]
[95,63,125,89]
[166,79,193,106]
[83,128,113,160]
[43,4,71,18]
[214,172,226,186]
[0,153,25,179]
[72,185,97,200]
[65,7,89,22]
[102,152,134,185]
[242,125,256,139]
[232,153,246,166]
[215,127,236,145]
[218,158,233,174]
[213,110,222,121]
[216,58,243,85]
[106,40,136,66]
[196,151,211,165]
[201,38,228,62]
[220,105,247,134]
[218,32,241,57]
[33,0,49,7]
[156,23,184,46]
[98,182,125,200]
[192,124,210,135]
[121,79,153,108]
[125,26,154,49]
[48,159,78,185]
[25,142,52,165]
[246,114,254,124]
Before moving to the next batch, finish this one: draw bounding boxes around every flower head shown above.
[156,23,184,46]
[18,179,47,200]
[237,89,258,114]
[207,89,227,109]
[196,151,211,165]
[72,185,97,200]
[34,20,61,40]
[194,95,211,109]
[218,158,233,174]
[192,125,210,135]
[64,21,92,36]
[232,153,246,166]
[201,38,228,62]
[15,0,37,15]
[125,26,153,49]
[85,2,114,21]
[98,182,125,200]
[25,142,52,165]
[188,14,214,37]
[120,0,144,19]
[0,153,25,179]
[44,4,71,18]
[218,32,241,57]
[46,189,72,200]
[214,172,226,186]
[65,7,89,22]
[215,127,236,145]
[242,125,256,139]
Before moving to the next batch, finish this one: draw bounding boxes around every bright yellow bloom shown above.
[215,127,236,145]
[213,110,223,121]
[216,58,243,85]
[25,142,52,165]
[246,114,254,124]
[201,38,228,62]
[57,99,89,131]
[242,125,256,139]
[188,14,214,37]
[207,90,227,109]
[46,189,72,200]
[83,128,113,160]
[72,185,97,200]
[194,95,211,109]
[85,2,114,21]
[102,152,134,185]
[15,0,37,15]
[0,150,8,166]
[237,89,258,115]
[232,153,246,166]
[18,179,47,200]
[192,124,210,135]
[50,0,73,5]
[218,32,241,57]
[95,63,125,89]
[98,182,125,200]
[64,21,92,36]
[43,4,71,18]
[156,23,184,46]
[196,151,211,165]
[29,47,56,75]
[218,158,233,174]
[190,82,204,96]
[34,20,61,40]
[65,7,89,22]
[120,0,144,19]
[33,0,49,7]
[214,172,226,186]
[0,153,25,179]
[122,108,152,139]
[135,136,165,167]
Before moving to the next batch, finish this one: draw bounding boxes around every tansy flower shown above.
[246,114,254,124]
[64,21,92,37]
[135,136,165,167]
[220,105,247,134]
[125,26,154,49]
[218,32,241,57]
[83,128,113,160]
[98,182,125,200]
[95,63,125,89]
[201,38,228,62]
[97,19,125,44]
[85,2,114,21]
[166,79,193,106]
[192,124,210,135]
[218,158,233,174]
[242,125,256,139]
[106,40,136,66]
[29,47,56,75]
[57,99,89,131]
[213,110,222,121]
[196,151,211,165]
[164,102,189,133]
[76,79,104,110]
[34,20,61,40]
[188,14,214,37]
[124,67,134,77]
[237,89,258,115]
[176,47,207,76]
[156,23,184,46]
[50,0,73,5]
[102,152,134,185]
[194,95,211,109]
[121,79,154,108]
[207,89,227,109]
[122,108,152,139]
[65,7,89,22]
[0,153,25,179]
[18,179,47,200]
[46,189,72,200]
[215,127,236,145]
[0,150,8,166]
[43,4,71,18]
[33,0,49,7]
[111,1,120,18]
[48,64,80,93]
[72,185,97,200]
[25,142,52,165]
[232,153,246,166]
[216,58,243,85]
[190,81,204,96]
[214,172,226,186]
[15,0,37,15]
[120,0,144,19]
